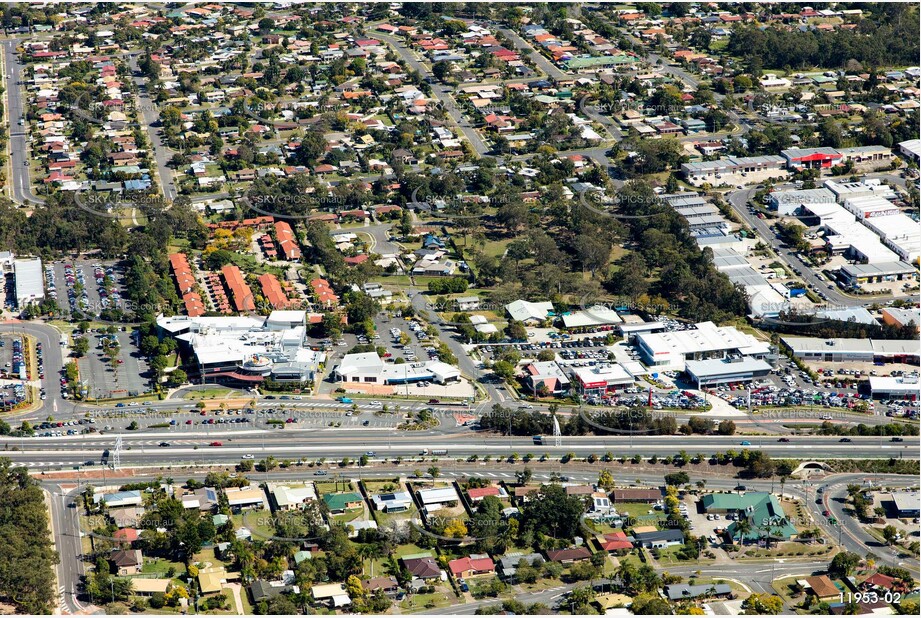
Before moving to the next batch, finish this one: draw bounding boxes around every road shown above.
[126,55,177,201]
[372,30,492,157]
[4,433,917,471]
[497,27,567,82]
[1,320,75,419]
[3,40,43,206]
[49,483,86,614]
[726,187,916,307]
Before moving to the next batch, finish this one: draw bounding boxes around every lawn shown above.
[232,512,278,542]
[141,557,186,578]
[393,544,431,558]
[373,504,419,528]
[330,508,366,524]
[617,502,667,525]
[181,388,237,399]
[481,238,513,259]
[315,480,355,494]
[651,544,711,566]
[401,591,458,611]
[361,479,403,494]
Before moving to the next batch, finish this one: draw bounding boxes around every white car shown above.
[241,454,254,460]
[370,401,382,407]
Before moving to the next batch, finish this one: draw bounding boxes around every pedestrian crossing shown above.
[58,585,70,615]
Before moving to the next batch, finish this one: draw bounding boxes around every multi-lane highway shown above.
[5,432,917,471]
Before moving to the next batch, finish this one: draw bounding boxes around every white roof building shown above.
[270,483,317,510]
[311,583,351,607]
[898,138,921,163]
[334,353,461,385]
[14,257,44,307]
[155,314,325,383]
[505,300,554,324]
[561,305,623,328]
[636,321,770,370]
[568,363,634,393]
[417,486,461,512]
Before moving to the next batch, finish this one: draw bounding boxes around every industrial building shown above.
[780,147,843,170]
[781,336,919,365]
[838,262,917,286]
[802,202,901,264]
[0,251,44,308]
[824,178,897,203]
[881,307,920,332]
[768,188,836,216]
[684,357,773,388]
[898,139,921,164]
[869,376,919,400]
[156,311,325,386]
[333,352,461,385]
[636,321,771,371]
[680,155,788,187]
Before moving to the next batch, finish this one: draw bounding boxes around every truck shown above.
[533,435,543,445]
[421,448,447,456]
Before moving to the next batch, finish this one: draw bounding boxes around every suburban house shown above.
[417,486,461,514]
[270,484,318,511]
[322,492,364,514]
[466,486,508,502]
[109,549,143,575]
[598,531,633,552]
[311,583,352,608]
[448,554,495,579]
[131,579,171,597]
[224,487,268,511]
[363,576,400,596]
[402,556,442,580]
[804,575,841,601]
[249,580,299,603]
[633,529,685,549]
[94,490,143,508]
[546,547,592,564]
[370,491,413,513]
[497,553,544,580]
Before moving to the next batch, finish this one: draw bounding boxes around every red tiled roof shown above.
[258,273,289,309]
[448,556,495,577]
[274,221,301,261]
[467,486,500,500]
[221,265,255,312]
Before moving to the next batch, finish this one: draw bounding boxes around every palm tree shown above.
[734,517,752,548]
[427,466,440,487]
[357,544,377,577]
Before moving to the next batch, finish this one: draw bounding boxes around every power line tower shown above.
[113,435,122,470]
[552,415,562,448]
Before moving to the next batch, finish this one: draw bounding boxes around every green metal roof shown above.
[703,493,798,541]
[322,492,363,510]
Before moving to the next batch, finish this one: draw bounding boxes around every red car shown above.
[209,441,223,447]
[185,420,193,425]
